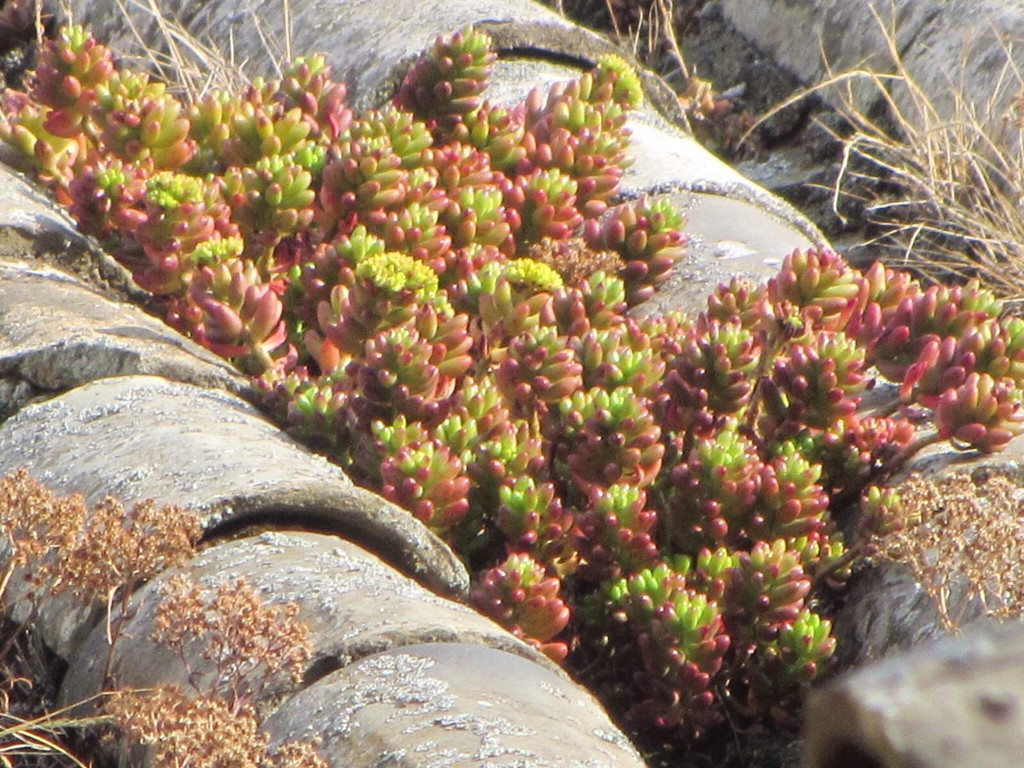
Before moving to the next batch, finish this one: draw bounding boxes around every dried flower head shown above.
[152,575,312,702]
[107,685,267,768]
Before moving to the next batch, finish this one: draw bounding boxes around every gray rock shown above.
[894,1,1024,125]
[804,622,1024,768]
[264,642,646,767]
[61,532,547,708]
[0,258,251,418]
[719,0,1024,131]
[905,429,1024,485]
[0,375,467,622]
[829,560,989,672]
[719,0,936,106]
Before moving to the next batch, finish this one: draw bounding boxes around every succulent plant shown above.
[496,476,575,571]
[749,608,836,705]
[764,330,868,431]
[273,54,352,142]
[558,385,664,494]
[379,437,471,533]
[92,70,195,170]
[768,247,864,332]
[458,257,560,343]
[503,167,584,243]
[752,441,829,543]
[178,258,292,374]
[586,196,687,305]
[669,420,763,549]
[471,552,571,662]
[317,250,440,357]
[574,322,665,397]
[723,539,811,650]
[935,372,1024,453]
[31,24,114,138]
[395,27,496,133]
[222,153,315,257]
[600,562,730,730]
[496,326,583,416]
[706,276,771,332]
[575,483,660,580]
[664,315,760,420]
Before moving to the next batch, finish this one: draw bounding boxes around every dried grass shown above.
[0,702,109,768]
[65,0,298,102]
[0,468,323,766]
[152,574,312,704]
[751,7,1024,304]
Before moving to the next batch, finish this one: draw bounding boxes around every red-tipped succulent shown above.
[586,196,687,305]
[471,552,571,662]
[601,563,731,730]
[768,247,864,331]
[395,27,496,133]
[379,438,471,533]
[31,24,114,138]
[575,483,660,580]
[670,420,763,549]
[935,372,1024,453]
[559,385,664,493]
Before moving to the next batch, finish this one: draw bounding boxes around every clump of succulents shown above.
[6,23,1024,748]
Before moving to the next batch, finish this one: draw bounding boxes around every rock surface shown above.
[265,642,643,768]
[0,162,144,298]
[0,258,250,418]
[828,559,990,672]
[719,0,1024,130]
[804,622,1024,768]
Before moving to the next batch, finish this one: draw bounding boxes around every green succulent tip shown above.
[596,54,643,109]
[190,236,245,268]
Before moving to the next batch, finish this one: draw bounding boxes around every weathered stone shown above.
[719,0,1024,132]
[894,1,1024,124]
[906,430,1024,485]
[718,0,938,114]
[0,376,467,628]
[829,559,989,672]
[804,622,1024,768]
[61,532,547,707]
[0,258,251,417]
[264,642,646,767]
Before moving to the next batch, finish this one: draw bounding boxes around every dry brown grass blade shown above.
[655,0,688,81]
[0,695,114,768]
[108,0,252,101]
[749,4,1024,302]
